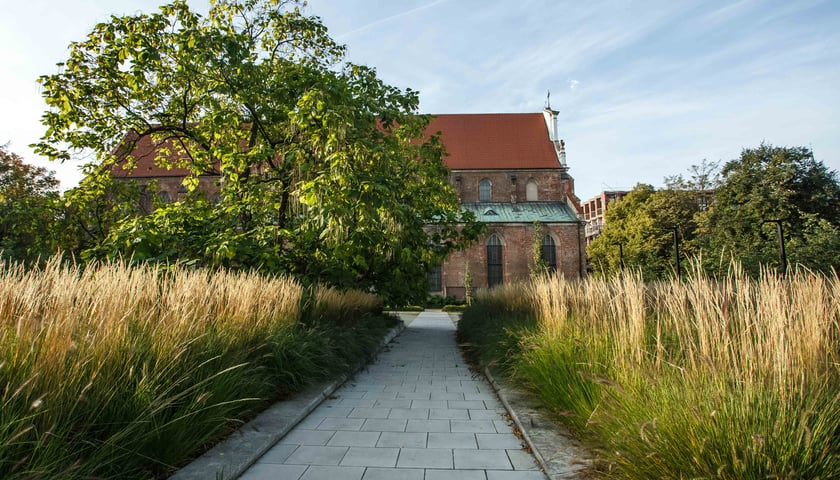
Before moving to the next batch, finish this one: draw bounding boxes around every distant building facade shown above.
[583,190,628,244]
[424,111,585,299]
[116,109,587,299]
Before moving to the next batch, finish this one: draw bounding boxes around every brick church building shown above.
[116,108,586,298]
[424,109,585,299]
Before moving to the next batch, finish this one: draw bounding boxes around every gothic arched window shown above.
[526,179,538,201]
[487,234,503,287]
[541,234,557,273]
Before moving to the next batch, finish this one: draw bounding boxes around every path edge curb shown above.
[483,366,552,480]
[169,321,405,480]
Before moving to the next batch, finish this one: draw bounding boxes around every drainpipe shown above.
[577,221,584,278]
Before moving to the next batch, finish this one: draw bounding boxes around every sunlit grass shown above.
[458,261,840,478]
[0,256,393,479]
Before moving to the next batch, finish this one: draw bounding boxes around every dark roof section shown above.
[427,113,560,170]
[114,113,561,177]
[462,202,580,223]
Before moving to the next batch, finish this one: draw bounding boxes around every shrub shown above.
[441,304,467,312]
[425,294,463,309]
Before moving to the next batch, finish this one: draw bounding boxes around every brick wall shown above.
[451,169,571,203]
[124,169,587,299]
[440,221,584,299]
[130,175,220,211]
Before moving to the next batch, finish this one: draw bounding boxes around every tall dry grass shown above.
[459,261,840,478]
[308,284,383,326]
[0,256,391,479]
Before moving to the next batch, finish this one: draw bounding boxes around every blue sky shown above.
[1,0,838,200]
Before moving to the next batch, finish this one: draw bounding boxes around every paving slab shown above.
[327,431,381,447]
[425,469,486,480]
[476,433,524,450]
[339,447,399,467]
[234,311,553,479]
[396,448,453,469]
[279,428,336,446]
[484,368,592,479]
[376,431,427,448]
[427,432,477,449]
[284,445,349,465]
[454,448,514,469]
[299,465,365,480]
[169,322,404,480]
[360,418,408,432]
[361,467,423,480]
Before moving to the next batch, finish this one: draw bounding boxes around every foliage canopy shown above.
[587,184,703,278]
[699,143,840,274]
[0,145,60,263]
[588,145,840,278]
[35,0,479,303]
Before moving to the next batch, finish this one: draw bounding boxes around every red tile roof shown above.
[112,134,194,178]
[114,113,561,177]
[427,113,561,170]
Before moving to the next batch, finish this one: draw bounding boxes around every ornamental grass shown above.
[458,261,840,478]
[0,256,393,479]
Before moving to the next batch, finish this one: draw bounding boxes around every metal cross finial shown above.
[545,90,551,109]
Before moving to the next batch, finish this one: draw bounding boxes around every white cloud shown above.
[2,0,839,194]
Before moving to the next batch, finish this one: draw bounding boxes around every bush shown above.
[441,304,467,312]
[425,294,463,308]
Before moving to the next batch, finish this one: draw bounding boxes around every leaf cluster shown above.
[0,145,61,264]
[587,184,702,278]
[34,0,479,303]
[699,143,840,274]
[587,144,840,278]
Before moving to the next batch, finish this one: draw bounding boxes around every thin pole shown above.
[777,222,787,276]
[614,242,624,271]
[764,219,788,276]
[673,227,681,280]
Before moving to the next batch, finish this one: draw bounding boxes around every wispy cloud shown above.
[334,0,448,40]
[3,0,838,195]
[695,0,756,28]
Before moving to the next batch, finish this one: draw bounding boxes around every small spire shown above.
[558,139,566,166]
[545,90,551,109]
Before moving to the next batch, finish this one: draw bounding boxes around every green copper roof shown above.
[462,202,581,223]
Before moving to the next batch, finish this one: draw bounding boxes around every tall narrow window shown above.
[526,179,538,201]
[541,234,557,273]
[479,178,491,202]
[487,234,503,287]
[427,264,442,292]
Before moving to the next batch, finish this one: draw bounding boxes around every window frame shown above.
[487,234,503,287]
[479,178,492,202]
[526,179,538,201]
[427,264,442,292]
[541,234,557,273]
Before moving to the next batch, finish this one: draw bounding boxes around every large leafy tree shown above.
[587,184,702,279]
[35,0,477,303]
[57,173,146,260]
[699,143,840,274]
[0,145,60,263]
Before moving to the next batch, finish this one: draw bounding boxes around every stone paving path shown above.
[238,311,546,480]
